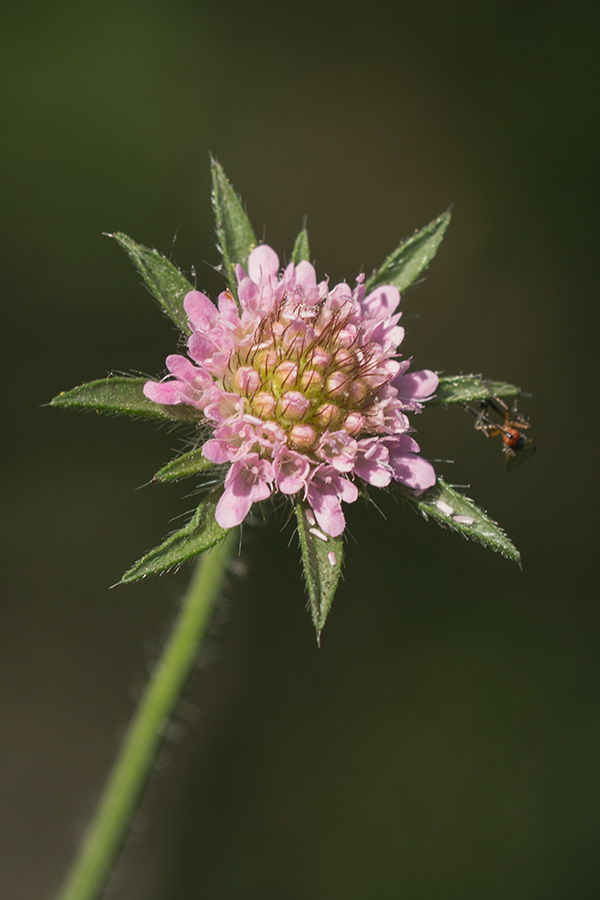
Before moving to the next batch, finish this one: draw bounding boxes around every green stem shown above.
[55,532,237,900]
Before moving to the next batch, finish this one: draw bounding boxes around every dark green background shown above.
[2,2,599,898]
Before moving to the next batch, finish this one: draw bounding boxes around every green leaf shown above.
[291,226,311,264]
[295,500,344,644]
[50,376,200,423]
[121,491,231,583]
[210,156,257,299]
[107,232,194,334]
[395,476,521,565]
[154,447,217,482]
[364,210,451,294]
[429,374,522,407]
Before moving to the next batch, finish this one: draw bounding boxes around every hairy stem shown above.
[55,532,237,900]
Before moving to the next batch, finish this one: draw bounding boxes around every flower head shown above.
[144,244,437,535]
[51,161,526,639]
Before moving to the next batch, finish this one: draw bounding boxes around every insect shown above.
[465,396,536,470]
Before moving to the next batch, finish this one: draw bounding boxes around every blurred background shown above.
[2,1,600,897]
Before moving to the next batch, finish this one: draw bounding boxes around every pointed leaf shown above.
[429,374,522,407]
[121,492,231,583]
[395,476,520,565]
[154,447,218,482]
[364,210,451,294]
[291,226,311,264]
[295,501,344,643]
[107,232,194,334]
[210,157,257,299]
[50,376,200,423]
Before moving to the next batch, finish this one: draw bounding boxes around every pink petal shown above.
[316,431,357,472]
[215,485,254,528]
[274,449,310,494]
[362,284,401,319]
[307,469,358,537]
[337,478,358,504]
[164,354,193,378]
[218,290,240,324]
[143,381,183,405]
[248,244,280,283]
[215,457,274,528]
[384,434,421,454]
[202,440,233,464]
[203,390,244,425]
[188,333,232,375]
[294,260,317,290]
[237,276,259,309]
[165,355,213,391]
[293,260,319,303]
[307,484,346,537]
[354,461,392,487]
[352,274,366,305]
[389,453,436,493]
[353,439,392,486]
[394,369,439,401]
[184,291,219,331]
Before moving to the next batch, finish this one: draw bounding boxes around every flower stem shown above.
[55,532,237,900]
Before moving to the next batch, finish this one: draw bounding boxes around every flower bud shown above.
[299,369,323,397]
[333,348,355,372]
[288,424,317,451]
[272,360,299,391]
[252,348,279,377]
[344,412,365,436]
[313,403,343,427]
[278,391,310,421]
[325,371,350,398]
[252,391,276,418]
[348,378,368,404]
[233,366,261,395]
[309,347,331,371]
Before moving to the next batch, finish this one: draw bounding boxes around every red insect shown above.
[466,397,536,470]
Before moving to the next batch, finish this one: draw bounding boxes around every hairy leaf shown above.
[50,376,200,423]
[295,501,344,644]
[210,156,257,299]
[364,211,451,294]
[429,374,522,407]
[396,477,521,565]
[154,447,218,482]
[107,232,193,334]
[291,226,311,264]
[121,492,231,582]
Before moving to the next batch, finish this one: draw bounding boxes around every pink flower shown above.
[144,245,438,533]
[383,435,437,493]
[306,466,359,537]
[215,454,274,528]
[274,448,311,494]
